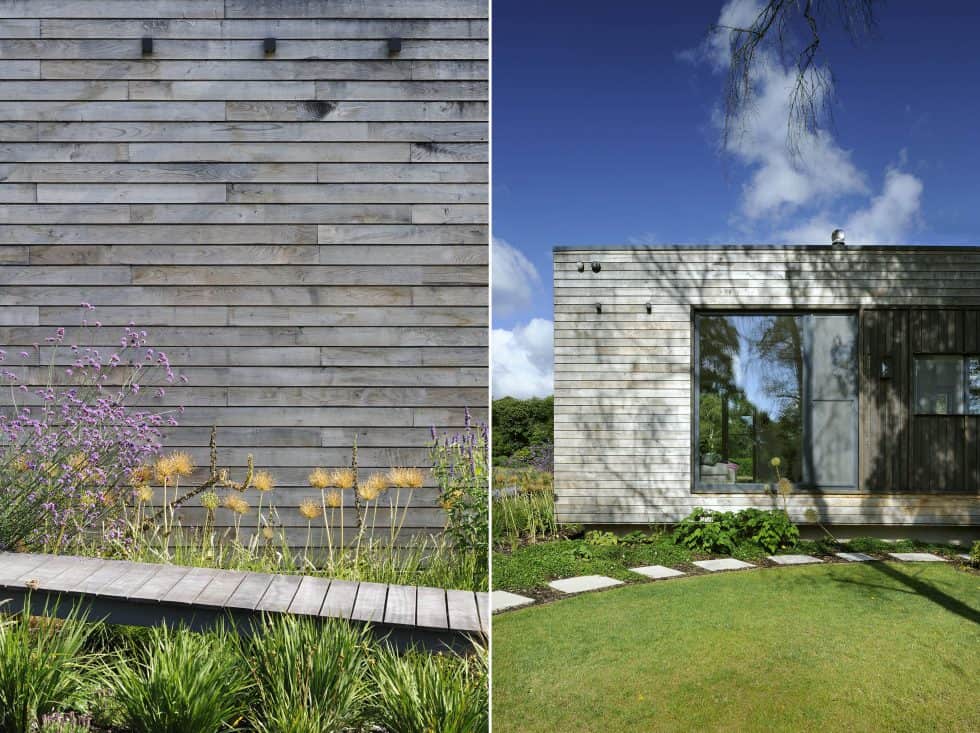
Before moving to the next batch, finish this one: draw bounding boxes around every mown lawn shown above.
[492,563,980,733]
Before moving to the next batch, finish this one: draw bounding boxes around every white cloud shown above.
[697,0,924,243]
[491,319,553,399]
[778,167,923,244]
[492,237,540,318]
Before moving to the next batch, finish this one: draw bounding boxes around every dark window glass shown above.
[914,357,964,414]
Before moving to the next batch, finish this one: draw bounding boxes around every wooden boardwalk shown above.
[0,552,487,651]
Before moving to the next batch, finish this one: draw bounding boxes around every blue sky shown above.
[491,0,980,398]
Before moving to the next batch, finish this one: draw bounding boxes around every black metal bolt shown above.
[141,36,153,56]
[263,37,277,55]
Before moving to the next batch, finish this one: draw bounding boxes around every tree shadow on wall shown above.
[555,244,980,529]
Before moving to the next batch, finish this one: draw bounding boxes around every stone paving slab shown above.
[548,575,623,594]
[692,558,755,572]
[630,565,686,580]
[887,552,946,562]
[836,552,875,562]
[491,590,535,613]
[768,554,823,565]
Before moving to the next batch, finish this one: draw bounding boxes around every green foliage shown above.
[0,601,102,733]
[492,536,692,592]
[245,615,370,733]
[492,491,557,550]
[970,540,980,568]
[673,508,740,555]
[430,418,489,559]
[584,530,618,547]
[103,625,250,733]
[737,508,800,553]
[369,645,488,733]
[37,712,93,733]
[491,396,553,461]
[673,508,799,555]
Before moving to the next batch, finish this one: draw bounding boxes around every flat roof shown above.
[554,244,980,252]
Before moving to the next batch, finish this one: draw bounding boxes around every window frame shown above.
[691,309,860,495]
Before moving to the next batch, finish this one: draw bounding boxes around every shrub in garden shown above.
[0,601,102,733]
[970,540,980,568]
[673,507,799,554]
[369,645,489,733]
[430,409,489,558]
[245,614,371,733]
[0,307,182,552]
[103,624,250,733]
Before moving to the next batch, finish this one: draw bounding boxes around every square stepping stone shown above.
[491,590,535,613]
[548,575,623,594]
[836,552,875,562]
[630,565,685,580]
[768,554,823,565]
[692,558,755,572]
[887,552,946,562]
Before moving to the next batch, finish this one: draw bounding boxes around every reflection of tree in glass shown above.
[698,314,805,484]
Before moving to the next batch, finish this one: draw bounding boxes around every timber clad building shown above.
[553,245,980,535]
[0,0,488,544]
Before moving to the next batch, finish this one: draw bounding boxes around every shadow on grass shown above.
[832,562,980,626]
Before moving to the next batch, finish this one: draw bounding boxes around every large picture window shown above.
[695,312,858,490]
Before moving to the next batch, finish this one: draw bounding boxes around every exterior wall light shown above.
[388,37,402,55]
[591,261,601,273]
[577,262,585,272]
[263,37,277,55]
[595,302,602,313]
[141,36,153,56]
[646,302,652,314]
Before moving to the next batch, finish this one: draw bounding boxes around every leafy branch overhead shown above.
[715,0,879,155]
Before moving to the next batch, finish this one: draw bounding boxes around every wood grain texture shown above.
[2,0,488,541]
[0,553,484,648]
[554,246,980,528]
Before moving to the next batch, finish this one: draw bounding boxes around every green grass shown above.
[492,563,980,733]
[492,536,692,592]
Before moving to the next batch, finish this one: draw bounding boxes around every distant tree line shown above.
[491,396,553,467]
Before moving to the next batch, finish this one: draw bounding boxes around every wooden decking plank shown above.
[255,573,302,613]
[383,584,416,627]
[162,566,221,605]
[224,572,275,611]
[320,579,358,620]
[350,581,387,623]
[415,585,448,630]
[446,589,480,633]
[193,569,247,608]
[0,552,50,582]
[287,575,331,616]
[41,557,109,592]
[16,554,80,585]
[128,564,192,602]
[96,561,163,599]
[72,559,135,595]
[475,591,489,635]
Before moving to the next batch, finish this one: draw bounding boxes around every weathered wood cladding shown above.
[0,0,488,543]
[553,246,980,527]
